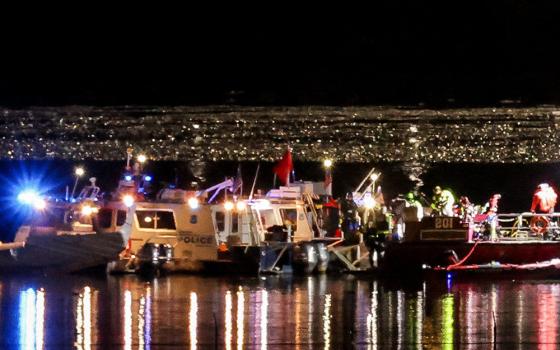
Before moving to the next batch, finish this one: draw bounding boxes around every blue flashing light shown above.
[144,175,152,182]
[125,175,133,181]
[17,190,39,204]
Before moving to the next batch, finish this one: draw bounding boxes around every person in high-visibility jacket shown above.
[531,183,558,214]
[431,186,455,216]
[405,192,424,221]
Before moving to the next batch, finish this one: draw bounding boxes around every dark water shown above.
[2,274,560,349]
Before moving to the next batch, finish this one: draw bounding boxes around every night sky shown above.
[2,2,560,107]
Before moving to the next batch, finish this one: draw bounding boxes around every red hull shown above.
[382,241,560,271]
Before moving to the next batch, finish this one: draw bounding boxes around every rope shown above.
[447,240,481,271]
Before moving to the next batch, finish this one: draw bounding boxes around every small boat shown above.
[107,175,335,275]
[1,178,132,274]
[380,212,560,274]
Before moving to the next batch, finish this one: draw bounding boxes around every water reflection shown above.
[2,275,560,347]
[75,286,92,350]
[236,288,244,350]
[19,288,45,350]
[260,290,268,350]
[124,290,132,350]
[188,292,197,350]
[225,290,232,350]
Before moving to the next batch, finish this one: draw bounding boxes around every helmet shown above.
[538,183,549,190]
[346,192,353,199]
[433,186,442,194]
[406,192,414,200]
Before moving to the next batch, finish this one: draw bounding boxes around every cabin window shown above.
[97,208,113,228]
[231,213,239,233]
[279,209,298,230]
[255,209,275,229]
[216,211,225,232]
[190,215,198,224]
[116,210,127,226]
[136,210,176,230]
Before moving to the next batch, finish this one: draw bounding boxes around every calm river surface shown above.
[2,273,560,349]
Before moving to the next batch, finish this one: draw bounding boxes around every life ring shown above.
[530,216,549,235]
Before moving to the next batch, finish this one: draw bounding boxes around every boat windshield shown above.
[136,210,176,230]
[279,208,298,231]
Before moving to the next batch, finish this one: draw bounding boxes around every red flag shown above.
[273,149,293,185]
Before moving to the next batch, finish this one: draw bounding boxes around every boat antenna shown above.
[125,147,133,171]
[249,163,261,200]
[355,167,377,193]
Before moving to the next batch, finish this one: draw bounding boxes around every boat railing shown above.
[496,212,560,239]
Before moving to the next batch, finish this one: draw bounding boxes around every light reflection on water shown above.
[3,275,560,348]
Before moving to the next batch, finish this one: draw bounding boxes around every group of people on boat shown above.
[331,181,560,245]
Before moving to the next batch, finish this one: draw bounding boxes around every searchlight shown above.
[236,201,247,211]
[188,197,199,209]
[81,205,94,216]
[224,201,234,211]
[122,195,135,208]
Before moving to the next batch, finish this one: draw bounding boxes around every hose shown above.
[446,239,480,271]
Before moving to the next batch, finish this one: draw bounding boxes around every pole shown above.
[249,163,260,200]
[71,176,79,200]
[325,167,332,196]
[355,167,377,193]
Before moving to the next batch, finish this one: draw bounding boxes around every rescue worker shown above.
[431,186,455,216]
[405,192,424,221]
[530,184,557,238]
[390,194,407,239]
[340,192,360,240]
[482,194,501,240]
[459,196,475,223]
[531,183,558,214]
[364,221,386,267]
[483,194,502,215]
[322,197,340,237]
